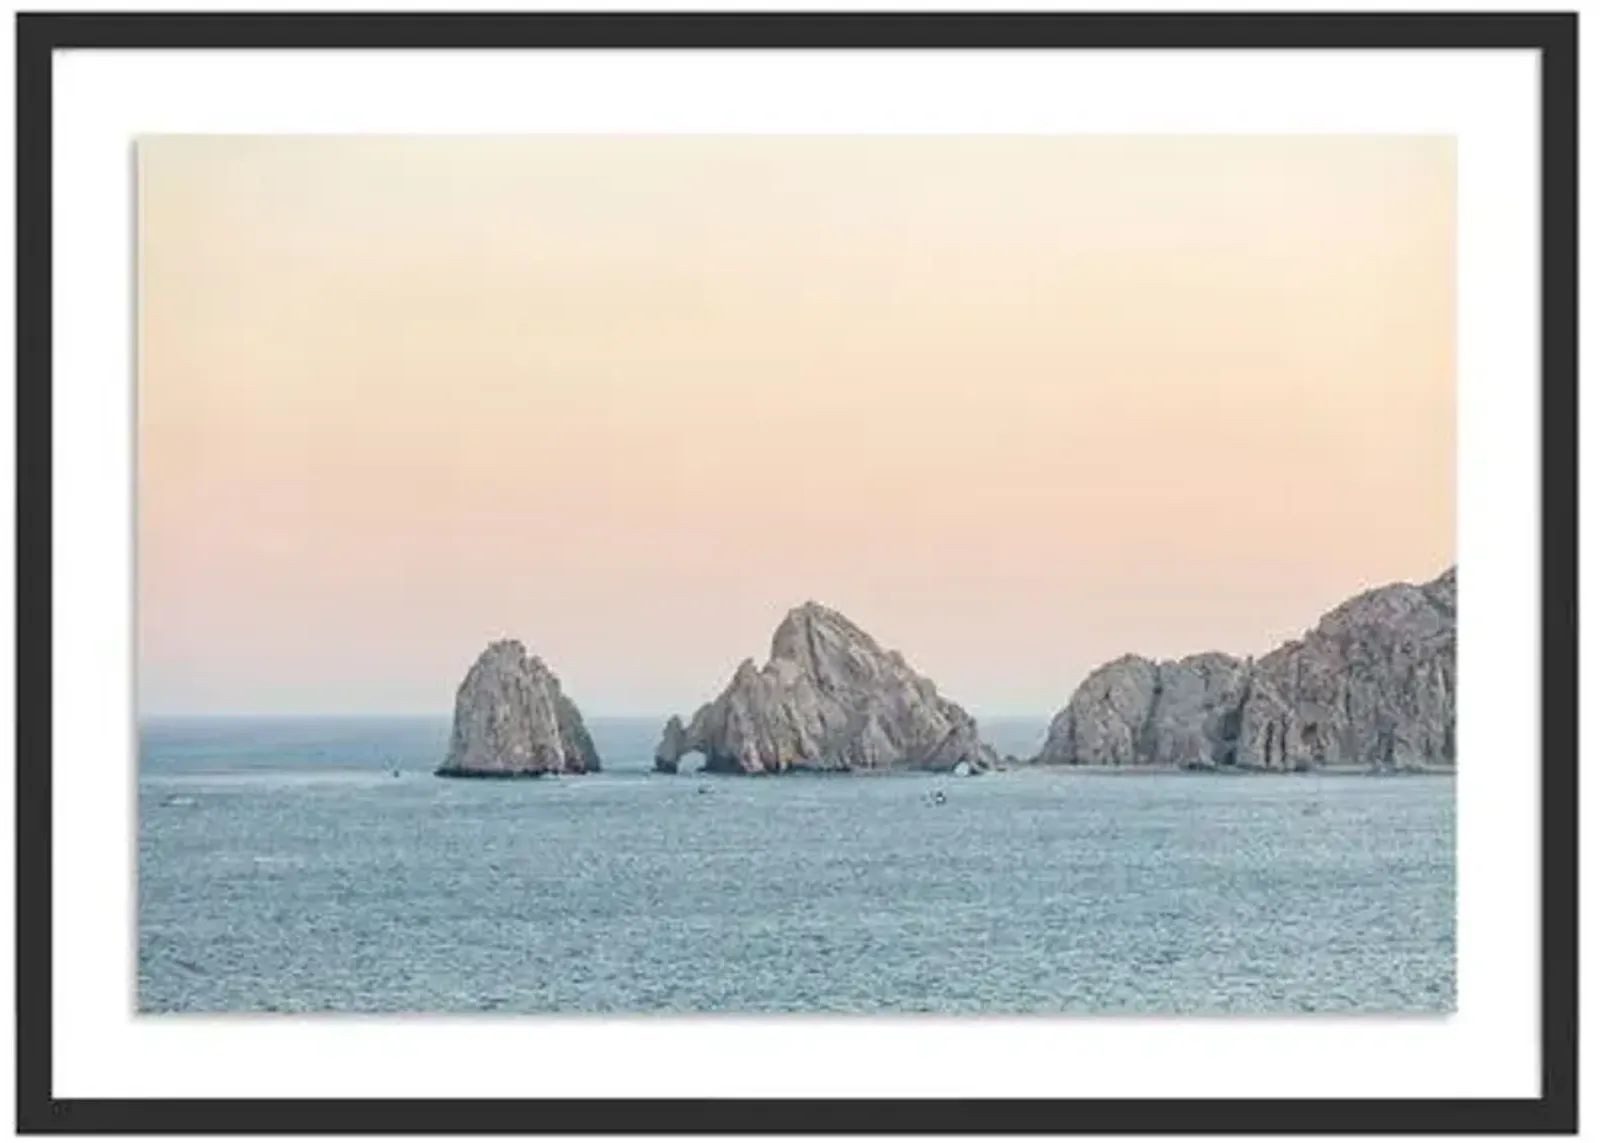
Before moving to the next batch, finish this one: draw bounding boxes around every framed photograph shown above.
[17,8,1577,1135]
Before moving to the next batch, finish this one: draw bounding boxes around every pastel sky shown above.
[138,135,1455,717]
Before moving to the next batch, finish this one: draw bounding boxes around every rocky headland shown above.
[436,640,600,777]
[1033,567,1456,772]
[654,601,998,775]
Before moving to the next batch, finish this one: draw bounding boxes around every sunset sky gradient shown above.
[138,136,1454,716]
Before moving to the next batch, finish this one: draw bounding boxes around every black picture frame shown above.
[14,9,1578,1135]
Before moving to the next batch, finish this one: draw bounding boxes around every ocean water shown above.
[138,716,1455,1014]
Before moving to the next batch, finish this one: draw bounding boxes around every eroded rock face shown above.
[437,640,600,777]
[1036,568,1456,771]
[1036,652,1250,769]
[656,602,998,774]
[1235,569,1456,771]
[653,715,688,774]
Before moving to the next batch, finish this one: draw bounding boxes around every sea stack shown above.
[653,716,689,775]
[1034,567,1456,772]
[654,601,998,775]
[437,640,600,777]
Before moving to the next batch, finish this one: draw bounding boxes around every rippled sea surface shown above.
[139,717,1455,1014]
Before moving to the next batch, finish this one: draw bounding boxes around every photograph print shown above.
[137,134,1456,1017]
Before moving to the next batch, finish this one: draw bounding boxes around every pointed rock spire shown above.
[437,640,599,777]
[657,602,996,775]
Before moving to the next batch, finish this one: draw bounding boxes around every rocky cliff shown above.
[654,601,998,775]
[437,640,600,777]
[1035,567,1456,771]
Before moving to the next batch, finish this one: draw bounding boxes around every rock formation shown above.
[1040,651,1251,769]
[654,601,998,775]
[1035,567,1456,771]
[437,640,600,777]
[653,716,689,774]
